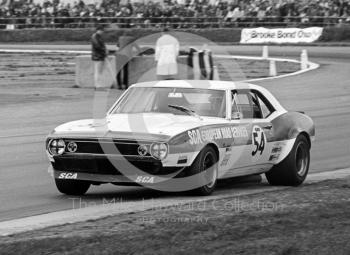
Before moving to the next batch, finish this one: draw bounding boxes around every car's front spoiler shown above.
[54,169,133,183]
[50,166,178,186]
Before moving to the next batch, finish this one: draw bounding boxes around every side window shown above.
[231,90,254,119]
[249,92,263,119]
[258,97,271,118]
[231,90,274,119]
[252,90,276,118]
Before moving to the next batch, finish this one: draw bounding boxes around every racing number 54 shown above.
[252,127,265,156]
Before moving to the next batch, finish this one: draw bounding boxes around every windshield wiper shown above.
[168,104,202,120]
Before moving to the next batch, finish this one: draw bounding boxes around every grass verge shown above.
[0,178,349,255]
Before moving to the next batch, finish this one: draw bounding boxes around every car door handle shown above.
[263,125,273,130]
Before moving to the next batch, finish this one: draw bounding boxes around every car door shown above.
[249,90,276,172]
[220,89,275,178]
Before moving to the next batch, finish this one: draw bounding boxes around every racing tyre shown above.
[266,134,310,186]
[55,179,91,196]
[189,146,218,196]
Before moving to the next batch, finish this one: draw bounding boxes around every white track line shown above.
[214,54,320,82]
[0,168,349,237]
[0,133,47,139]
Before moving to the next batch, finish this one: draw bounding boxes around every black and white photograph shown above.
[0,0,349,254]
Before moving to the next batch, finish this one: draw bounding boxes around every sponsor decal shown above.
[188,126,248,145]
[67,141,78,153]
[241,27,323,44]
[251,125,267,162]
[59,173,78,179]
[135,176,155,184]
[269,155,279,161]
[168,92,183,98]
[272,147,282,154]
[270,145,283,161]
[220,154,231,167]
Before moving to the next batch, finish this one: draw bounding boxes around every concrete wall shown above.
[75,55,116,88]
[75,54,205,88]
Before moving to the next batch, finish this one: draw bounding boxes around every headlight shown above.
[48,139,66,156]
[150,143,168,160]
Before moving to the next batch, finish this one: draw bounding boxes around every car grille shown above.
[63,139,152,157]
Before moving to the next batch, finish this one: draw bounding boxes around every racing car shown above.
[46,80,315,196]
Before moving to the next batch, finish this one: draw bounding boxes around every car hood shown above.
[51,113,228,141]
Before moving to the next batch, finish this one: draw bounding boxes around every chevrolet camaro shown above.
[46,80,315,196]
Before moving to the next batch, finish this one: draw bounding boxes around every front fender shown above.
[165,128,223,167]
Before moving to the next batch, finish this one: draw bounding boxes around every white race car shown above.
[46,80,315,196]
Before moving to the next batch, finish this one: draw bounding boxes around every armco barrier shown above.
[0,28,240,43]
[0,27,350,43]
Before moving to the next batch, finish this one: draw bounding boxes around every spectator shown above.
[91,25,115,89]
[1,0,350,29]
[155,28,180,80]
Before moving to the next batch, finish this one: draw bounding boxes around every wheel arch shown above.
[298,131,311,148]
[188,142,220,166]
[288,129,312,148]
[274,130,312,165]
[266,131,311,186]
[206,143,220,161]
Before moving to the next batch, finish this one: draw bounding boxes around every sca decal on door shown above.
[251,125,267,162]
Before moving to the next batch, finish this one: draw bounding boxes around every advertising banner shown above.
[240,27,323,44]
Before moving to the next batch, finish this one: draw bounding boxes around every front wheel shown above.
[188,146,218,196]
[266,134,310,186]
[55,179,91,196]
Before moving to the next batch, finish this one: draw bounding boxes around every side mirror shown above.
[232,112,243,120]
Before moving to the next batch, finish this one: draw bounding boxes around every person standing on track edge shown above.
[155,27,180,80]
[91,25,112,90]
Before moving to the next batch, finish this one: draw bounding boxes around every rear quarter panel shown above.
[269,112,315,164]
[271,112,315,142]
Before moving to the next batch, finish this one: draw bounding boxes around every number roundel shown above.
[251,125,266,162]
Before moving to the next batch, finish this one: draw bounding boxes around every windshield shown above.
[112,87,226,118]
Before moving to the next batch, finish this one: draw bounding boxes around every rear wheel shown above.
[189,146,218,196]
[55,179,91,196]
[266,134,310,186]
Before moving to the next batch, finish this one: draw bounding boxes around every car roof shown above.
[130,80,261,91]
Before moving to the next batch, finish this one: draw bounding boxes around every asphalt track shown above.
[0,45,349,222]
